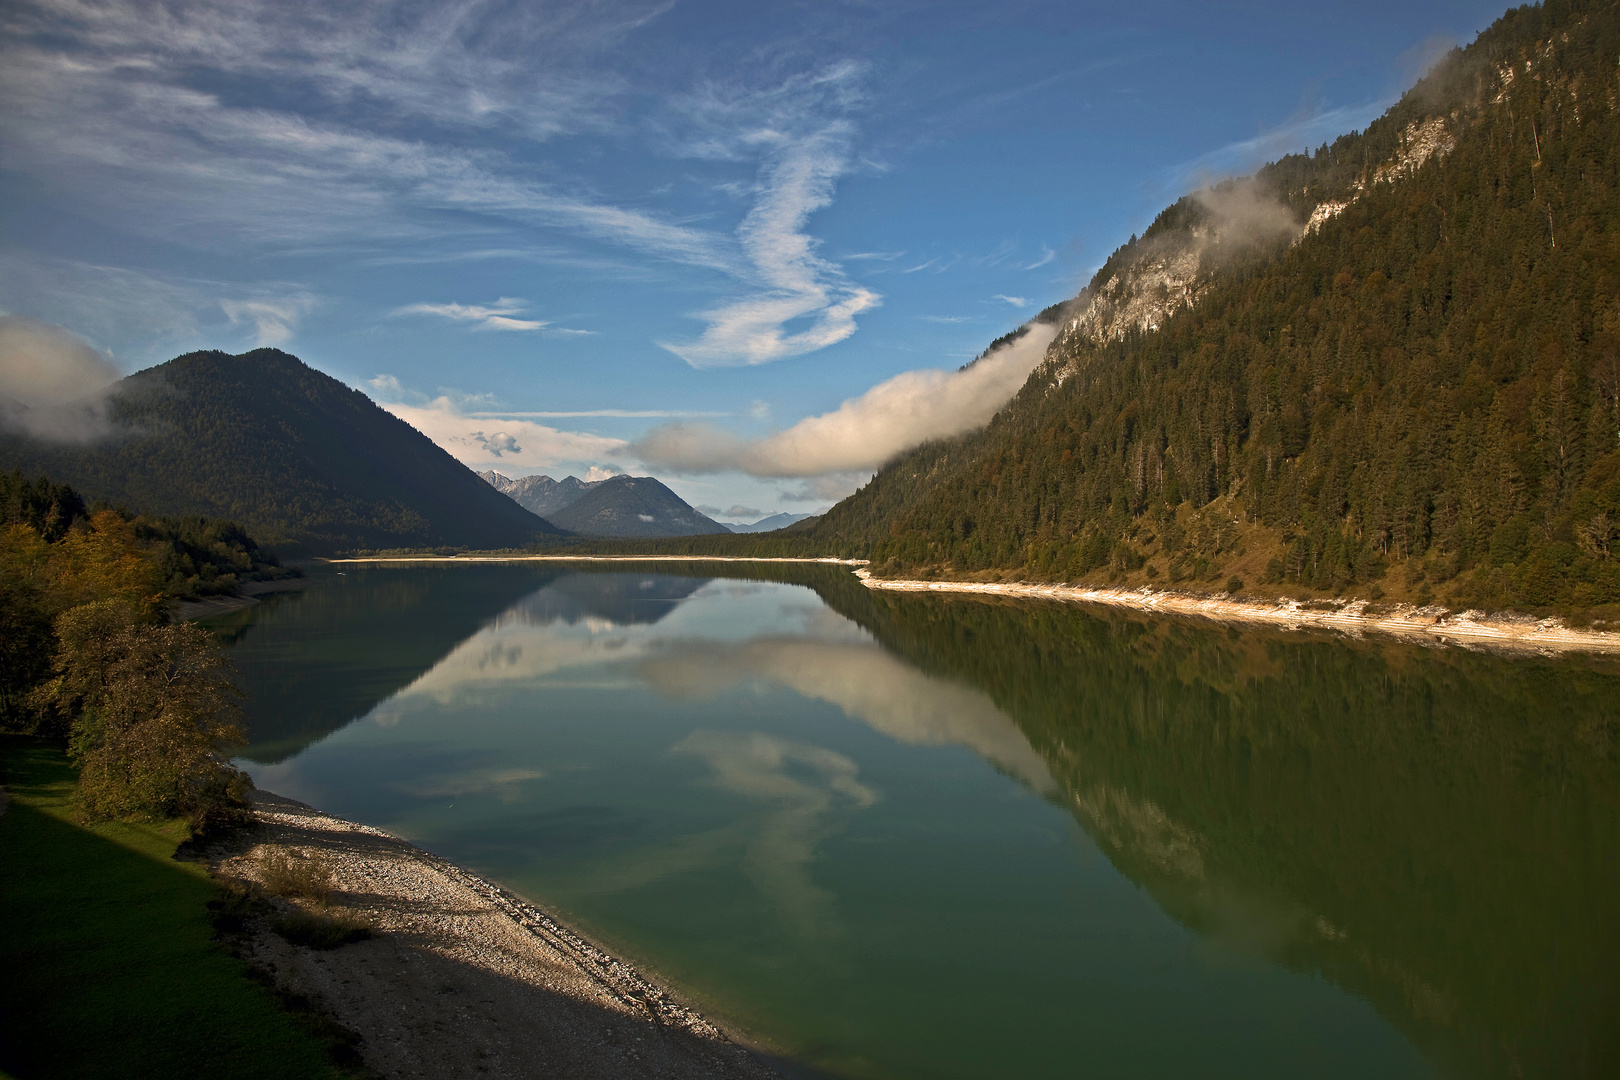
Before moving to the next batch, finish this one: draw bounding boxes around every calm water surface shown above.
[209,563,1620,1079]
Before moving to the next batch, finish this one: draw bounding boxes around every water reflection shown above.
[673,730,878,938]
[638,640,1055,793]
[217,563,1620,1078]
[828,590,1620,1079]
[214,564,579,761]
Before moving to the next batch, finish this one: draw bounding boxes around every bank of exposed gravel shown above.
[855,570,1620,655]
[215,790,781,1080]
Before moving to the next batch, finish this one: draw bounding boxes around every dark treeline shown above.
[811,0,1620,614]
[2,470,295,601]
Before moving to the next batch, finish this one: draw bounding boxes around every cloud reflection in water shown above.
[355,574,1054,933]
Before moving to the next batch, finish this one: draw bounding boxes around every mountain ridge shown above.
[0,349,562,555]
[545,475,728,537]
[721,512,817,533]
[480,470,729,537]
[478,471,599,520]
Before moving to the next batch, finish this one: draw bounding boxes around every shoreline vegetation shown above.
[0,738,780,1080]
[0,740,350,1079]
[0,484,775,1078]
[320,553,1620,655]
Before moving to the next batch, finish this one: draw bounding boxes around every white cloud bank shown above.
[634,321,1057,478]
[0,315,122,442]
[369,379,628,471]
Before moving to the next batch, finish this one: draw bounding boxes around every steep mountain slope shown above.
[815,0,1620,613]
[0,349,562,554]
[544,475,728,537]
[478,471,599,519]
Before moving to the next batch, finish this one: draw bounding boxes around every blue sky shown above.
[0,0,1510,520]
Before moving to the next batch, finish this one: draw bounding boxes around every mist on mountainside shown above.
[0,316,122,443]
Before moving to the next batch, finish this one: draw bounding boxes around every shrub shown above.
[271,910,372,951]
[43,600,248,822]
[257,846,334,905]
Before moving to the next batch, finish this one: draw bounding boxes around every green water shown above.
[212,563,1620,1079]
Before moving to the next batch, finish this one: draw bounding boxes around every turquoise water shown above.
[211,562,1620,1079]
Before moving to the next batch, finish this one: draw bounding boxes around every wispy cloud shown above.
[843,250,906,262]
[222,293,318,345]
[392,297,547,332]
[0,2,720,262]
[993,294,1029,308]
[0,253,321,359]
[1163,100,1387,192]
[657,64,882,367]
[0,2,884,364]
[1024,245,1056,270]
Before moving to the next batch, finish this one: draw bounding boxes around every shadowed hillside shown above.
[0,349,562,556]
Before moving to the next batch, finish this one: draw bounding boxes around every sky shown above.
[0,0,1512,521]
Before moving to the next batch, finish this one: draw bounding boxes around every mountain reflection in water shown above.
[835,588,1620,1080]
[215,563,1620,1079]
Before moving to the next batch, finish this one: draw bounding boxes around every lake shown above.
[208,561,1620,1079]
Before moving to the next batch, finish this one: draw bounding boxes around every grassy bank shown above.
[0,738,343,1079]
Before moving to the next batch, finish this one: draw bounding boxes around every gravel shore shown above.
[215,790,781,1080]
[856,570,1620,655]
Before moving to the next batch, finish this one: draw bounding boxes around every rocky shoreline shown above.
[855,570,1620,655]
[214,789,780,1080]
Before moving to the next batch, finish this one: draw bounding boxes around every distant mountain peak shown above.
[722,511,816,533]
[481,470,728,537]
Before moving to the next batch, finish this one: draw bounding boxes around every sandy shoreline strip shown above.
[218,790,781,1080]
[855,569,1620,655]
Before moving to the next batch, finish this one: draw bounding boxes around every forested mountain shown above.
[544,475,728,537]
[0,349,562,555]
[811,0,1620,614]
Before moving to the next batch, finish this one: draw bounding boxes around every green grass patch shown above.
[0,736,346,1079]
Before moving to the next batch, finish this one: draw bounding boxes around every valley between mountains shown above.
[5,1,1619,629]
